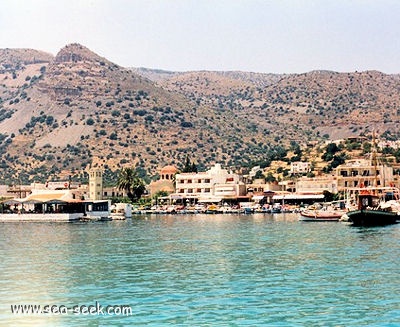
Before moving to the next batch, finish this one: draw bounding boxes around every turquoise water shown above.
[1,213,399,326]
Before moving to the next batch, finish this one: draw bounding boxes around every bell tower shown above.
[88,167,103,200]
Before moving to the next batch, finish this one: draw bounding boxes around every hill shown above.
[1,43,400,184]
[145,69,400,140]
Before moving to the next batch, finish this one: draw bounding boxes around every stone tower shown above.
[88,167,103,200]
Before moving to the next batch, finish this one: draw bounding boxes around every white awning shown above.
[198,197,222,203]
[252,195,265,200]
[273,194,324,200]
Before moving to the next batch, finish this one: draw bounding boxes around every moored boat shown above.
[299,209,344,222]
[299,202,346,222]
[346,194,399,227]
[346,132,400,227]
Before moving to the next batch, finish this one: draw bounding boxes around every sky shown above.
[1,0,399,74]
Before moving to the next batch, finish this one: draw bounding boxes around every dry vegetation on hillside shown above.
[1,44,400,184]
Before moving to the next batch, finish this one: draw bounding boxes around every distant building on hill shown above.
[290,162,311,175]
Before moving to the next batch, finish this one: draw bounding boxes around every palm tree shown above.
[116,167,146,202]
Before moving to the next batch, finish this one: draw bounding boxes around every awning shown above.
[252,195,265,200]
[198,197,222,203]
[2,198,24,205]
[273,194,324,200]
[21,193,70,203]
[169,195,183,200]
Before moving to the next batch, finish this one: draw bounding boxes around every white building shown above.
[174,163,246,202]
[296,176,337,194]
[335,159,394,191]
[290,162,311,175]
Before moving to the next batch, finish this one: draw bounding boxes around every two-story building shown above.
[290,162,311,175]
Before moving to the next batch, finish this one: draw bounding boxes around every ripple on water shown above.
[0,215,400,326]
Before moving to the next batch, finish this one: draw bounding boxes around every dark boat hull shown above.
[347,209,399,227]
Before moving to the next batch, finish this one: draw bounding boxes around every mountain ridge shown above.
[1,43,400,184]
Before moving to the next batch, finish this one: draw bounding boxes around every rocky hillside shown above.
[1,43,400,184]
[145,69,400,141]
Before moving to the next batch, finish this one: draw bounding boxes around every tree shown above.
[116,167,146,202]
[182,156,197,173]
[322,143,340,161]
[254,170,265,180]
[265,172,276,183]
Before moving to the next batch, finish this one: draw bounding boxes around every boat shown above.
[346,193,400,226]
[110,203,132,219]
[205,204,222,214]
[243,207,254,214]
[345,132,400,227]
[271,204,282,214]
[299,204,345,222]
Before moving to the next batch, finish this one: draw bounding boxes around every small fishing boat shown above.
[299,203,346,222]
[299,210,344,222]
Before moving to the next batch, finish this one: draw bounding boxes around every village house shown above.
[290,161,311,175]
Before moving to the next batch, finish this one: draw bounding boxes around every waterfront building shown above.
[245,179,281,204]
[296,176,337,194]
[335,159,394,191]
[173,163,246,203]
[275,179,326,205]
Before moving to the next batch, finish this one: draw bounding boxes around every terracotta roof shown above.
[161,165,177,173]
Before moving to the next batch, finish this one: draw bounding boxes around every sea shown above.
[0,213,399,326]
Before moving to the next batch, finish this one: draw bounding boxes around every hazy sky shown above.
[1,0,399,74]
